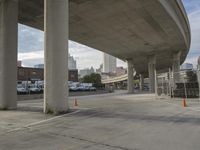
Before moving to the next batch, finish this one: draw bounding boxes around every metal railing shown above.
[156,70,199,99]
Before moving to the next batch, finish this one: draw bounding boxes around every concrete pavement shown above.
[1,91,200,150]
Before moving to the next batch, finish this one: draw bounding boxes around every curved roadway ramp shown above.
[1,93,200,150]
[19,0,190,74]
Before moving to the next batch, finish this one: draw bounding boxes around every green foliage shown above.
[82,73,102,87]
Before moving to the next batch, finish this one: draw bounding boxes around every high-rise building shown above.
[103,53,117,73]
[33,54,76,69]
[79,67,95,78]
[17,61,22,67]
[68,54,77,69]
[34,64,44,69]
[96,64,103,74]
[180,63,193,70]
[116,67,127,76]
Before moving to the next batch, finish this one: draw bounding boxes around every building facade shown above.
[69,69,78,82]
[180,63,193,70]
[79,67,95,78]
[103,53,117,73]
[68,54,77,70]
[116,67,127,76]
[17,61,22,67]
[18,67,44,81]
[17,67,78,82]
[34,64,44,68]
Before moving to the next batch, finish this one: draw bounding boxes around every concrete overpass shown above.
[102,73,146,91]
[102,74,129,85]
[0,0,190,114]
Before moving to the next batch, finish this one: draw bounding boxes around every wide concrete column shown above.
[127,60,134,93]
[44,0,69,114]
[139,74,144,91]
[172,51,181,83]
[0,0,18,109]
[148,55,156,93]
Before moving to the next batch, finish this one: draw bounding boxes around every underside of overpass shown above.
[0,0,191,113]
[18,0,190,74]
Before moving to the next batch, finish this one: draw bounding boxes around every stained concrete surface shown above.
[1,91,200,150]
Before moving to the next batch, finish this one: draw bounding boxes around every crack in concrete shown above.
[70,136,139,150]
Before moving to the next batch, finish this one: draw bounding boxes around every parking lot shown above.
[17,90,109,101]
[1,92,200,150]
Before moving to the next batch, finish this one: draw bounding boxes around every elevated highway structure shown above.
[102,74,128,85]
[0,0,190,113]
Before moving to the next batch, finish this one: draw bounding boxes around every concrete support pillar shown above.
[139,74,144,91]
[148,55,156,93]
[172,52,181,83]
[44,0,69,114]
[0,0,18,109]
[127,60,134,93]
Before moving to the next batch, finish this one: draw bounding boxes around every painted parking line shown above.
[5,108,89,134]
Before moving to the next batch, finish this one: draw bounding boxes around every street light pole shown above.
[197,56,200,102]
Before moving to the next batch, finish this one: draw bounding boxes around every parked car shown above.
[17,85,28,95]
[89,87,96,91]
[77,86,86,91]
[69,86,78,92]
[29,87,42,94]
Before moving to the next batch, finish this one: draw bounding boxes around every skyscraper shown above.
[103,53,117,73]
[68,54,77,70]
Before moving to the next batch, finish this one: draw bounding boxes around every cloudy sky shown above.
[18,0,200,69]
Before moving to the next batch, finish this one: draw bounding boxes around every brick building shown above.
[68,69,78,82]
[17,67,78,82]
[18,67,44,81]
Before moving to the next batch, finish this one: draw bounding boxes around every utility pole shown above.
[197,56,200,101]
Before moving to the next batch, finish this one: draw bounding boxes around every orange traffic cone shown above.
[182,99,187,107]
[74,98,78,107]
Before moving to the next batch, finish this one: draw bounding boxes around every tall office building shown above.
[68,54,77,69]
[34,64,44,68]
[79,67,95,78]
[103,53,117,73]
[180,63,193,70]
[33,54,77,70]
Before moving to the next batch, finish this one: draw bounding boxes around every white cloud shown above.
[18,51,44,67]
[18,51,44,60]
[69,41,103,69]
[18,24,44,53]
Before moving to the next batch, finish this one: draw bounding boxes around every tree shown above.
[82,73,102,87]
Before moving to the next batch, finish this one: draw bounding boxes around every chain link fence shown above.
[156,70,199,99]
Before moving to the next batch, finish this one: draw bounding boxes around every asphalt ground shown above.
[17,90,109,101]
[1,91,200,150]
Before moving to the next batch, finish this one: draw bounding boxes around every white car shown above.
[29,87,41,94]
[89,87,96,91]
[17,85,28,94]
[69,86,78,92]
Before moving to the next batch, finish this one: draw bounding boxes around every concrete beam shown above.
[44,0,69,114]
[148,55,156,93]
[0,0,18,109]
[127,60,134,94]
